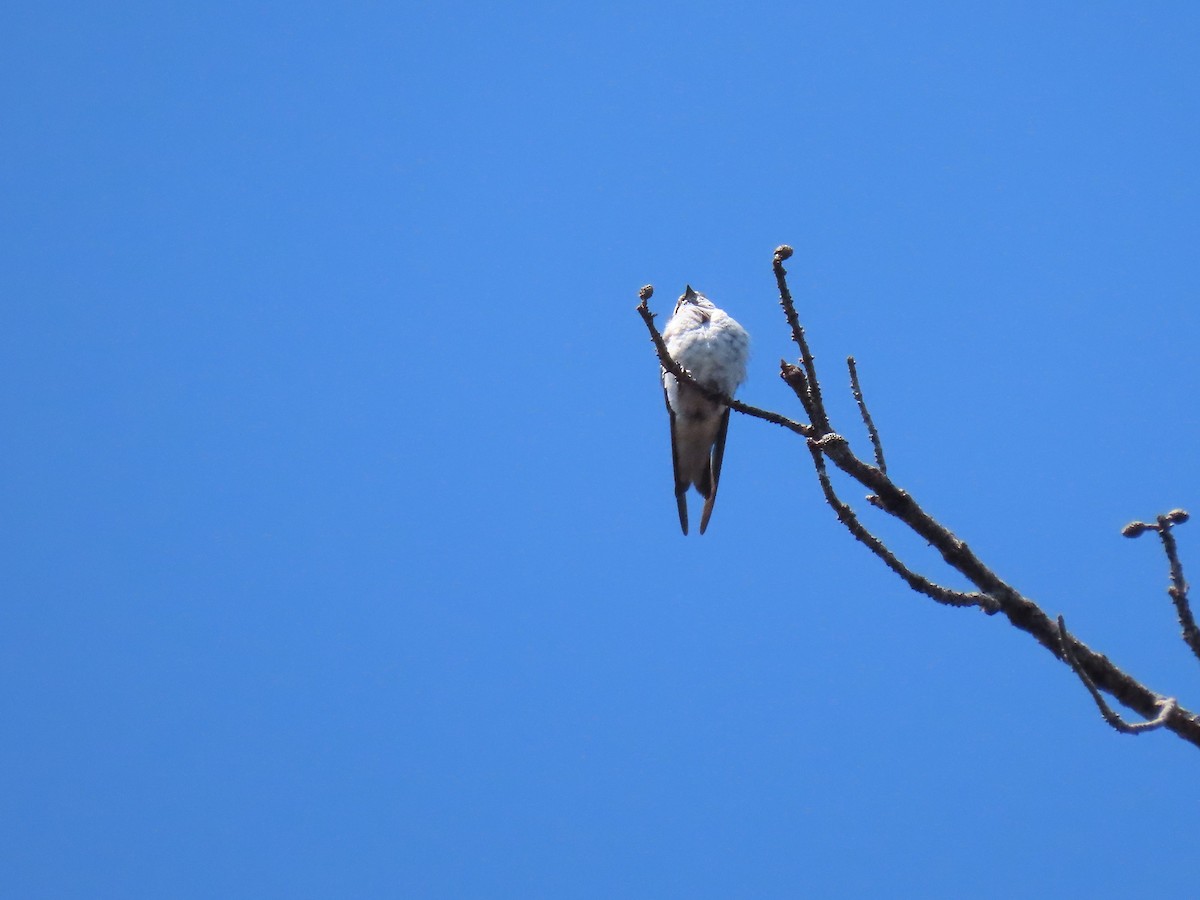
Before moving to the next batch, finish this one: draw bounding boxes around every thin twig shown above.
[806,435,998,613]
[1159,517,1200,663]
[637,287,813,438]
[772,246,829,432]
[847,356,887,474]
[1057,616,1177,734]
[1124,509,1200,665]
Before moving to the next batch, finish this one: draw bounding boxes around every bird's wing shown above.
[663,383,689,535]
[698,407,731,535]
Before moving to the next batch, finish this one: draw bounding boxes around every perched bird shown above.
[661,285,750,534]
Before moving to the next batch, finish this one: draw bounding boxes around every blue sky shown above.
[5,1,1200,896]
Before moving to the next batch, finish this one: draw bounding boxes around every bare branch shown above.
[769,259,1200,750]
[1123,509,1200,665]
[1159,512,1199,663]
[772,246,828,431]
[637,287,813,438]
[806,435,998,613]
[847,356,887,474]
[1057,616,1178,735]
[637,251,1200,751]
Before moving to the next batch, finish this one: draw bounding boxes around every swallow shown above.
[660,286,750,534]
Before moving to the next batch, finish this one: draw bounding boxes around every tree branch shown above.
[847,356,887,474]
[1123,510,1200,665]
[772,246,829,432]
[806,435,997,613]
[637,251,1200,751]
[773,258,1200,747]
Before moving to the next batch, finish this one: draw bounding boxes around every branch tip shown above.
[1155,512,1199,666]
[847,356,887,474]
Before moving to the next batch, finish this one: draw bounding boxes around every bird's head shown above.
[675,284,716,314]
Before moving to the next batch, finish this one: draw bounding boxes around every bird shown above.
[660,285,750,534]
